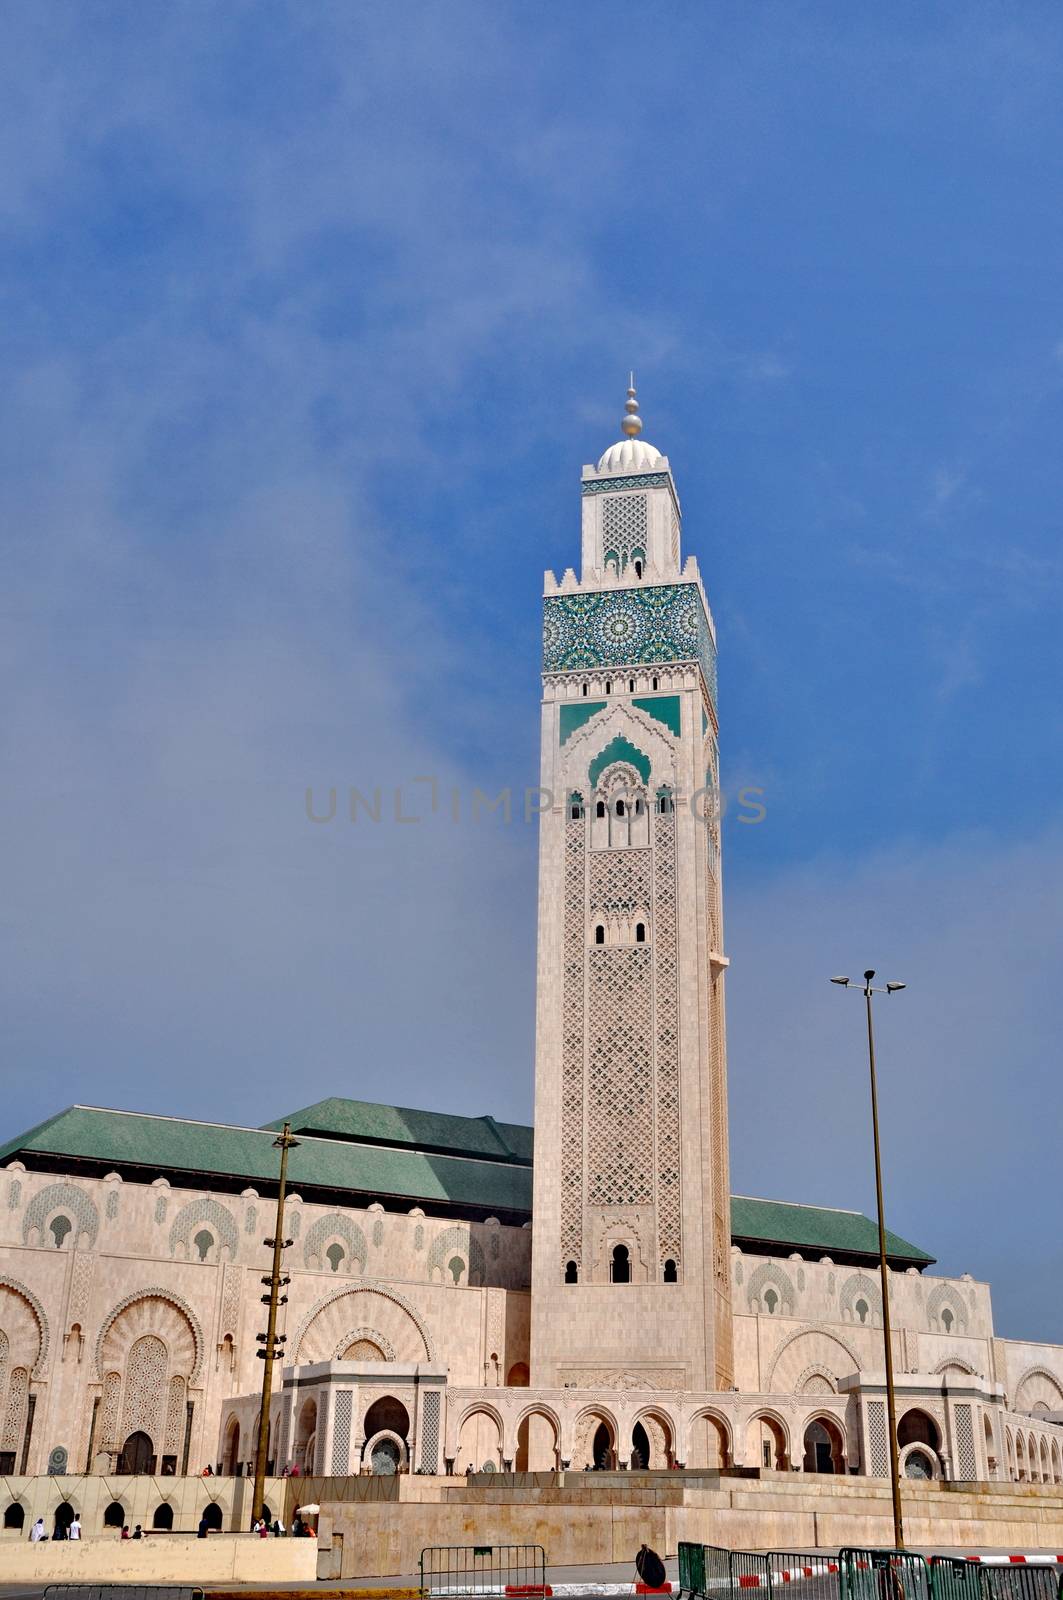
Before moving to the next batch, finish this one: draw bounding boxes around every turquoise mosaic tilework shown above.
[632,694,681,737]
[581,471,671,495]
[542,582,717,706]
[559,700,607,744]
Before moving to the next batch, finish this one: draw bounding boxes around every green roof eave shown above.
[730,1194,934,1267]
[263,1097,533,1165]
[0,1106,533,1216]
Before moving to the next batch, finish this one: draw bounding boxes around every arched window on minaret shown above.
[610,1244,631,1284]
[663,1259,678,1283]
[569,792,584,820]
[635,923,646,944]
[594,925,605,946]
[595,800,606,819]
[655,788,674,815]
[564,1261,578,1284]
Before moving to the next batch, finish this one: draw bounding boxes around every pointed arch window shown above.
[564,1261,578,1284]
[595,800,606,819]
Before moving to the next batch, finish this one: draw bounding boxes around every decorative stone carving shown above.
[23,1183,99,1249]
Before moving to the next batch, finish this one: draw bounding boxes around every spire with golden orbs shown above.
[621,372,643,438]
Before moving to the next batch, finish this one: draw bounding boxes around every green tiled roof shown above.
[264,1097,533,1165]
[0,1105,533,1218]
[0,1099,934,1265]
[730,1194,934,1267]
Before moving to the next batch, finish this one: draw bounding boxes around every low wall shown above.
[320,1472,1063,1578]
[0,1531,318,1583]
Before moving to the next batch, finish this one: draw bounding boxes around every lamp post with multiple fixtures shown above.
[251,1121,299,1528]
[831,970,906,1550]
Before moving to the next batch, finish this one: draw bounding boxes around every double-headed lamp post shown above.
[831,970,907,1551]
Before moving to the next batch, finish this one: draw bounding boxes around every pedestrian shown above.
[121,1525,131,1539]
[198,1513,209,1539]
[258,1519,269,1539]
[30,1517,45,1542]
[133,1525,143,1539]
[272,1517,285,1537]
[69,1514,82,1541]
[292,1512,303,1539]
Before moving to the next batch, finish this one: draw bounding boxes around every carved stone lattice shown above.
[954,1402,977,1480]
[653,812,681,1267]
[560,1366,682,1390]
[587,946,653,1205]
[602,493,648,571]
[2,1365,28,1450]
[23,1182,99,1248]
[120,1334,167,1446]
[164,1375,185,1453]
[331,1389,353,1475]
[220,1263,242,1341]
[419,1389,441,1472]
[426,1226,485,1285]
[68,1254,94,1327]
[0,1331,7,1408]
[7,1179,21,1210]
[99,1370,122,1449]
[560,816,586,1271]
[868,1399,888,1477]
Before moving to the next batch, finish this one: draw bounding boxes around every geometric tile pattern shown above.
[331,1389,353,1476]
[581,472,671,496]
[419,1389,441,1473]
[653,811,681,1269]
[543,583,717,708]
[601,494,647,572]
[954,1402,977,1481]
[867,1399,889,1477]
[587,946,653,1206]
[559,817,586,1273]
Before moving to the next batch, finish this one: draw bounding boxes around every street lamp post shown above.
[831,970,907,1550]
[251,1121,299,1528]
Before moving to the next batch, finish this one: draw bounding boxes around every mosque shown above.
[2,388,1063,1539]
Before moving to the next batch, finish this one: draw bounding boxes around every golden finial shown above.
[621,372,643,438]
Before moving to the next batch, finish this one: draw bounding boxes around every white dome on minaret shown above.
[596,375,663,473]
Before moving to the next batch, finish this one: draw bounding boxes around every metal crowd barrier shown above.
[419,1544,548,1597]
[44,1590,204,1600]
[973,1570,1060,1600]
[767,1552,843,1600]
[929,1560,983,1600]
[839,1549,932,1600]
[678,1543,770,1596]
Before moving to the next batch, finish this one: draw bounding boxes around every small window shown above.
[193,1229,214,1262]
[582,683,588,698]
[49,1215,72,1249]
[942,1308,954,1332]
[569,793,584,820]
[634,797,643,815]
[325,1243,345,1273]
[615,799,625,817]
[596,800,606,819]
[663,1259,678,1283]
[605,681,611,694]
[153,1503,174,1530]
[564,1261,578,1284]
[855,1298,869,1325]
[3,1502,25,1530]
[610,1244,631,1284]
[652,676,658,690]
[763,1287,779,1314]
[634,559,643,578]
[594,925,605,945]
[635,923,646,944]
[628,678,635,693]
[448,1255,466,1285]
[656,790,674,814]
[104,1501,125,1528]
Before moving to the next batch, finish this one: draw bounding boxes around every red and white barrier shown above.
[962,1556,1063,1566]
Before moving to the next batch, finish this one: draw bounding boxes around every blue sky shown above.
[2,3,1063,1338]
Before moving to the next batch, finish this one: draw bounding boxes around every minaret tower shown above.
[531,382,733,1395]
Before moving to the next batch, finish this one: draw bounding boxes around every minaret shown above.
[530,382,733,1395]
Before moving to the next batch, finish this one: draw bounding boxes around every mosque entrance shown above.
[631,1423,649,1469]
[117,1430,155,1475]
[371,1438,400,1475]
